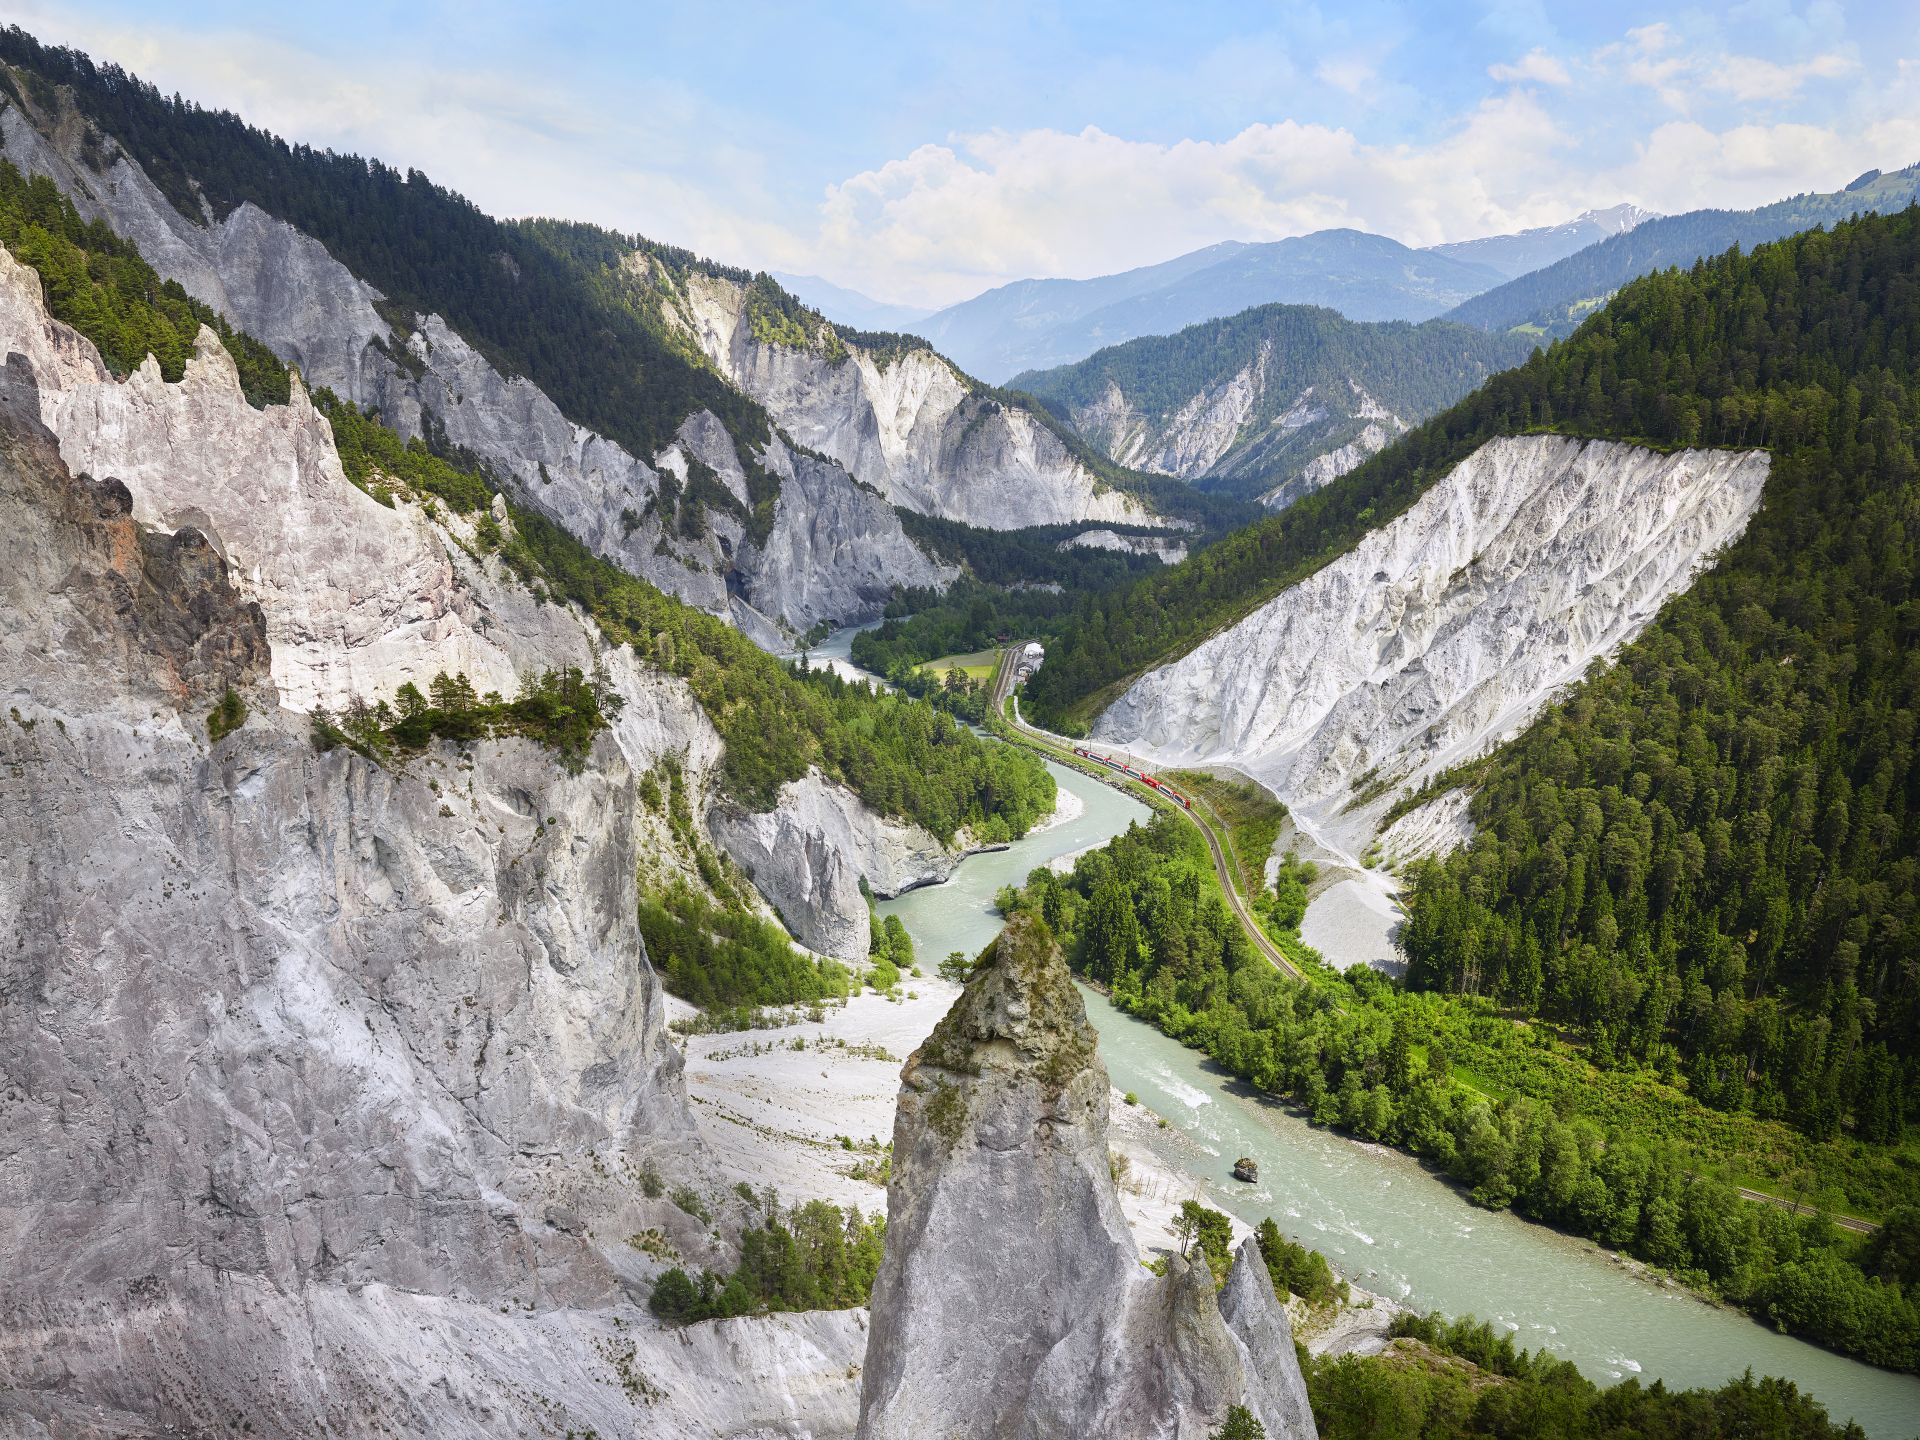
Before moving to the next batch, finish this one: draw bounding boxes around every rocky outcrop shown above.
[0,93,946,640]
[671,270,1157,531]
[709,770,957,961]
[0,243,553,709]
[1061,527,1190,565]
[1071,363,1411,510]
[1096,435,1770,861]
[857,914,1314,1440]
[740,435,961,632]
[0,360,774,1431]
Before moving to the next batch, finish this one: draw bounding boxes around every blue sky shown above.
[10,1,1918,306]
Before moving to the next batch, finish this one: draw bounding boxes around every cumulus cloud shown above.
[1488,50,1571,87]
[818,95,1591,305]
[1600,21,1859,113]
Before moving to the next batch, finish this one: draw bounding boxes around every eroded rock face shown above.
[1095,434,1770,860]
[0,369,755,1432]
[0,243,546,709]
[857,915,1314,1440]
[708,770,957,961]
[673,271,1155,531]
[739,435,960,632]
[0,97,945,639]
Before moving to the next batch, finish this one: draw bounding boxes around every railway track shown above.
[987,649,1311,985]
[986,648,1882,1235]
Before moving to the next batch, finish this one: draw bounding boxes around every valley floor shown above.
[675,982,1401,1358]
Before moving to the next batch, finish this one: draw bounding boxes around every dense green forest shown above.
[1014,302,1530,439]
[1028,207,1920,736]
[1310,1311,1870,1439]
[1448,164,1920,336]
[1394,212,1920,1157]
[1000,813,1920,1371]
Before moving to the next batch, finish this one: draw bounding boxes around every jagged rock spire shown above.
[857,912,1317,1440]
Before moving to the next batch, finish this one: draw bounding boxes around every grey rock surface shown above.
[0,94,945,640]
[708,770,958,961]
[856,914,1315,1440]
[0,371,779,1432]
[740,434,961,632]
[672,270,1157,530]
[0,262,877,1438]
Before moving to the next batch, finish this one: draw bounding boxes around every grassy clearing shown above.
[919,648,999,680]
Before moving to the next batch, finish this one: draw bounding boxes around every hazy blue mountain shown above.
[1425,203,1656,280]
[916,231,1505,381]
[769,271,933,334]
[1448,164,1920,337]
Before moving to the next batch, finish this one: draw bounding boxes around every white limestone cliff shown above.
[1095,435,1770,861]
[0,372,855,1435]
[0,237,956,971]
[0,99,948,639]
[670,269,1156,530]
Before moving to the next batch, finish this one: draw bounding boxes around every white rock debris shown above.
[1096,435,1770,863]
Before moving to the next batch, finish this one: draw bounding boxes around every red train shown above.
[1072,748,1192,809]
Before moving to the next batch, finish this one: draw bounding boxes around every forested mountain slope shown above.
[1399,213,1920,1147]
[0,29,1183,640]
[1013,303,1531,508]
[1447,164,1920,337]
[1050,207,1920,1159]
[916,229,1508,380]
[1026,209,1920,736]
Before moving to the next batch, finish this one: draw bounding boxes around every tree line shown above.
[1001,812,1920,1372]
[1398,209,1920,1155]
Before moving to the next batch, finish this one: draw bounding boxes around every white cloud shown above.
[1599,21,1859,112]
[1315,56,1380,97]
[1604,114,1920,214]
[816,95,1592,305]
[3,3,814,273]
[1488,50,1571,87]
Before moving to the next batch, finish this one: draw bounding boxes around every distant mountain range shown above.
[770,271,933,334]
[1427,203,1656,280]
[1448,165,1920,337]
[1015,303,1532,511]
[910,230,1510,381]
